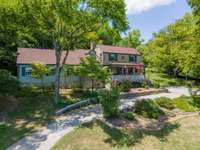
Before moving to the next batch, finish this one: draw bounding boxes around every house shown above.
[94,45,144,82]
[16,45,144,87]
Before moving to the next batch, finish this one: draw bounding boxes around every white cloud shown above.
[125,0,176,14]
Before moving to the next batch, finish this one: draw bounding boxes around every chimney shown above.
[90,42,96,50]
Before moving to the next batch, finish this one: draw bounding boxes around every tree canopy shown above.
[140,13,200,78]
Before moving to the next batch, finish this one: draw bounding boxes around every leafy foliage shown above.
[31,62,49,90]
[75,56,110,90]
[0,69,19,96]
[31,62,49,80]
[142,13,200,79]
[155,97,175,110]
[120,80,132,92]
[122,112,135,120]
[117,29,144,48]
[134,99,165,119]
[98,86,120,118]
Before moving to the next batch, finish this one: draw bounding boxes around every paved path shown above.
[7,87,191,150]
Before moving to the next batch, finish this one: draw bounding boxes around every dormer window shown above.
[129,55,137,62]
[109,53,118,61]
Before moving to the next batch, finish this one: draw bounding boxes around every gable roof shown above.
[17,48,89,65]
[96,45,140,55]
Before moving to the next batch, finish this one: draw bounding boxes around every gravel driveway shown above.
[7,87,191,150]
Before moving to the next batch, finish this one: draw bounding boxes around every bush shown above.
[98,86,120,118]
[134,99,165,119]
[152,82,160,88]
[70,88,98,98]
[17,85,40,97]
[155,97,175,110]
[0,69,19,96]
[132,81,143,88]
[191,87,200,109]
[122,112,135,120]
[120,80,132,92]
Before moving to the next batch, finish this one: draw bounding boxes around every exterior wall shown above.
[95,48,103,63]
[17,64,104,88]
[103,53,140,64]
[17,64,55,86]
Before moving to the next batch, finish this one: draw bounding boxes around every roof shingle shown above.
[17,48,89,65]
[97,45,140,55]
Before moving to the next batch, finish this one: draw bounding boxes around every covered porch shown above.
[109,63,144,82]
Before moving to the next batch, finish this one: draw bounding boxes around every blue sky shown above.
[125,0,191,42]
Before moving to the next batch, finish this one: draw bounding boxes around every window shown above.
[129,55,137,62]
[109,53,118,61]
[21,67,32,77]
[117,67,122,75]
[21,67,26,77]
[25,68,32,77]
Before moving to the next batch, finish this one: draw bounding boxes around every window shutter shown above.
[21,67,26,77]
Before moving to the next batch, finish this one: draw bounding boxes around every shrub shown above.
[152,82,160,88]
[155,97,175,110]
[192,95,200,109]
[120,80,132,92]
[132,81,143,88]
[0,69,19,96]
[122,112,135,120]
[17,85,40,97]
[134,99,165,119]
[98,86,120,118]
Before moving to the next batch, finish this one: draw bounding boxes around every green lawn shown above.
[52,116,200,150]
[147,71,194,87]
[0,92,55,150]
[0,87,96,150]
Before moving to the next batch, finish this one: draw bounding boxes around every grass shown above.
[147,71,194,88]
[58,88,98,108]
[0,86,96,150]
[172,96,198,112]
[52,116,200,150]
[0,90,55,150]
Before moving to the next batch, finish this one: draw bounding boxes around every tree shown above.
[0,69,19,96]
[31,62,49,91]
[117,29,144,48]
[0,0,53,74]
[75,56,110,91]
[23,0,128,104]
[145,13,200,78]
[137,44,149,80]
[187,0,200,78]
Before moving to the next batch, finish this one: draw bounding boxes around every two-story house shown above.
[94,45,144,82]
[16,45,144,87]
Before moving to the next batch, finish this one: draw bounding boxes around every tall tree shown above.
[23,0,128,104]
[146,13,200,78]
[117,29,144,48]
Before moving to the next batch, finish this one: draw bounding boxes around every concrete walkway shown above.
[7,87,191,150]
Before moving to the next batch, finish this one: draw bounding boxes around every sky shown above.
[125,0,191,42]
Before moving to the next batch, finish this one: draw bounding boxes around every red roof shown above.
[97,45,140,55]
[17,48,89,65]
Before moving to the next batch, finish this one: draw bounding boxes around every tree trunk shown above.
[91,79,94,92]
[54,42,62,105]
